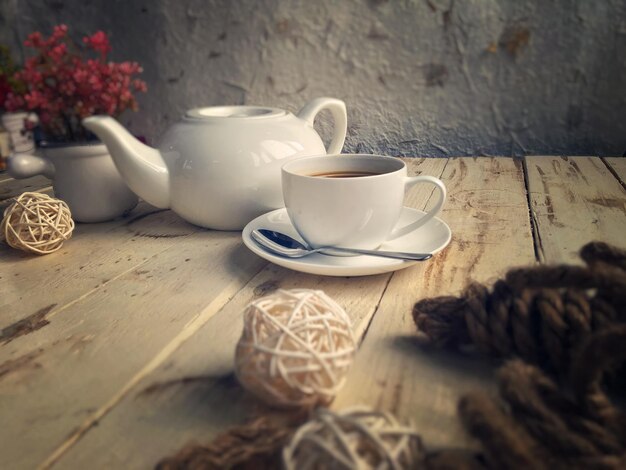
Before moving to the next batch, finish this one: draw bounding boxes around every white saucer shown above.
[242,207,452,277]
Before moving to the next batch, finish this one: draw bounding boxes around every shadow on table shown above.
[390,334,498,384]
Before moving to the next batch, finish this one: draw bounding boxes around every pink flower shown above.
[132,79,147,93]
[47,24,68,46]
[53,24,68,36]
[24,90,47,109]
[4,92,25,112]
[12,24,147,140]
[24,32,43,48]
[83,31,111,56]
[49,43,67,63]
[118,61,140,75]
[58,80,76,96]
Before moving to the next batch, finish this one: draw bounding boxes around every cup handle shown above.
[296,97,347,155]
[8,152,55,179]
[388,175,446,240]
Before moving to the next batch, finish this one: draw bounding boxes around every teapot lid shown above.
[184,106,287,121]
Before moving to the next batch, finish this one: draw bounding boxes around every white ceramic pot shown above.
[8,142,138,223]
[82,97,348,230]
[1,112,37,153]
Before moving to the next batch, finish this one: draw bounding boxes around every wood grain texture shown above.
[526,156,626,263]
[0,186,53,214]
[0,206,199,330]
[332,157,536,449]
[4,156,624,469]
[50,158,449,469]
[604,157,626,186]
[0,230,267,469]
[0,175,51,201]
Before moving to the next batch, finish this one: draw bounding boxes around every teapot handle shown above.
[296,97,347,155]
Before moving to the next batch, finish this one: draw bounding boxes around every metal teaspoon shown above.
[251,229,432,261]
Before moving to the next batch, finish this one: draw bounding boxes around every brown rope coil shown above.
[158,242,626,469]
[413,242,626,376]
[452,327,626,470]
[156,411,308,470]
[156,325,626,470]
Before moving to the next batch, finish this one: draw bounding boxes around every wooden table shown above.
[1,157,625,469]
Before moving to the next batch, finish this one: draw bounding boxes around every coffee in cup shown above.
[281,154,446,250]
[308,170,380,178]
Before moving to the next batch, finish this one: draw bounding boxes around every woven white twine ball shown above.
[235,289,357,408]
[1,192,74,255]
[283,407,423,470]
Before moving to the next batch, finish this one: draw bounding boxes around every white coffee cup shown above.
[281,154,446,250]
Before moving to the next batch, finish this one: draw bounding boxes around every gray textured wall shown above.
[1,0,625,156]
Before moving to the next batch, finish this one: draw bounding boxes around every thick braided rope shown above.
[1,192,74,255]
[454,327,626,470]
[156,243,626,469]
[157,326,626,470]
[413,242,626,375]
[155,411,309,470]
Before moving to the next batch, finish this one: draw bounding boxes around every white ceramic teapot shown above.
[83,97,347,230]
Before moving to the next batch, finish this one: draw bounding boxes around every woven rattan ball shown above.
[283,407,423,470]
[235,289,356,408]
[1,192,74,255]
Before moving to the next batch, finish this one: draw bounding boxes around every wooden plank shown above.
[0,205,200,330]
[49,158,451,469]
[0,175,51,201]
[330,157,536,449]
[604,157,626,186]
[0,186,53,213]
[0,229,268,469]
[0,171,11,182]
[526,156,626,263]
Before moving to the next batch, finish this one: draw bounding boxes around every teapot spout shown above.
[82,116,170,208]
